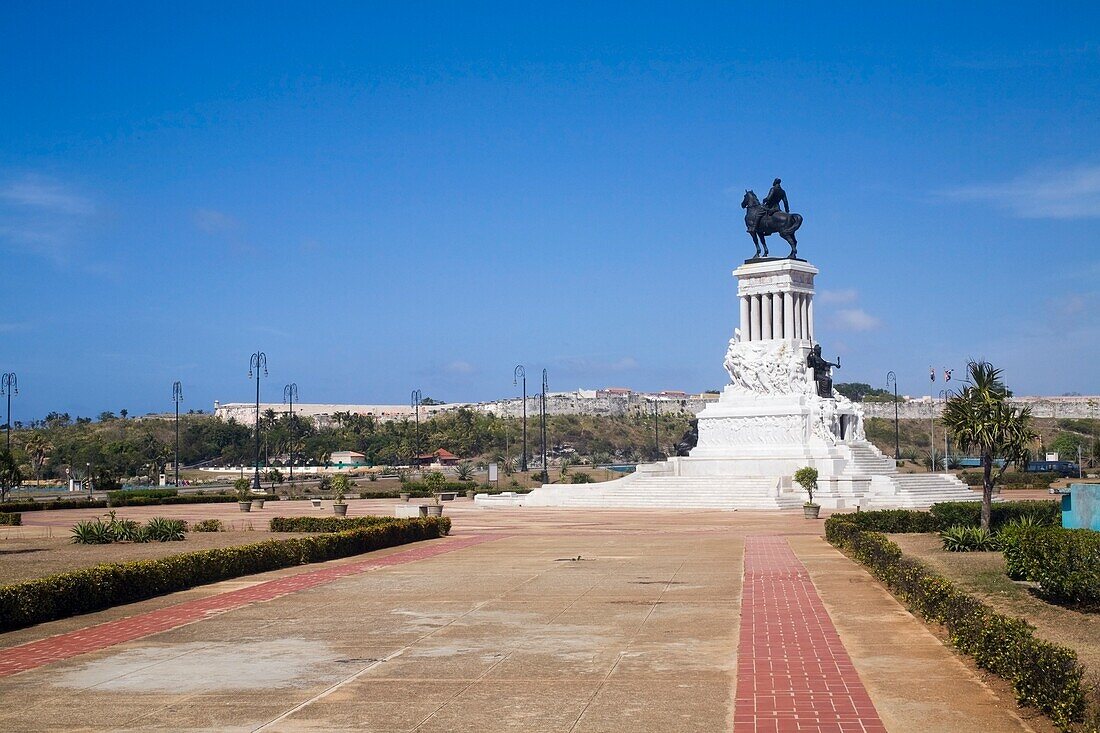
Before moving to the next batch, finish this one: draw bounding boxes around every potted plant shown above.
[234,477,252,512]
[332,474,349,517]
[466,487,476,500]
[794,466,820,519]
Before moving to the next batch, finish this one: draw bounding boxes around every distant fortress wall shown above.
[214,393,1100,427]
[862,395,1100,420]
[213,391,712,427]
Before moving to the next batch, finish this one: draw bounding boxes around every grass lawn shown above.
[891,533,1100,682]
[0,530,309,585]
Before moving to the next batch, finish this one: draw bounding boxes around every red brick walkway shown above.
[0,533,500,678]
[734,535,885,733]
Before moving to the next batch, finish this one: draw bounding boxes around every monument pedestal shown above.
[478,257,982,511]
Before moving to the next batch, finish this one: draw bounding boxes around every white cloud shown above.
[0,176,95,216]
[947,164,1100,219]
[817,289,858,304]
[0,175,96,263]
[833,308,881,332]
[445,360,475,375]
[192,208,239,234]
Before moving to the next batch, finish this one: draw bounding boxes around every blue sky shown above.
[2,2,1099,420]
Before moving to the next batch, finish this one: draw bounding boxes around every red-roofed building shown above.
[417,448,460,466]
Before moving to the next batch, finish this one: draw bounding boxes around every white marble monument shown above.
[477,258,981,510]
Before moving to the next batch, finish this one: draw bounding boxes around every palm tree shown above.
[941,361,1036,530]
[0,449,21,502]
[24,435,51,486]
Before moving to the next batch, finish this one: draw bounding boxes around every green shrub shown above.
[0,512,20,526]
[145,517,187,542]
[71,519,113,545]
[958,471,1060,489]
[108,488,178,502]
[570,472,593,484]
[192,518,223,532]
[843,509,939,533]
[940,525,996,552]
[825,515,1088,730]
[2,498,108,512]
[0,516,451,633]
[269,516,405,533]
[1004,527,1100,608]
[929,501,1060,531]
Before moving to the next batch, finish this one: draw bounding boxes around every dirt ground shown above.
[0,530,308,585]
[891,533,1100,685]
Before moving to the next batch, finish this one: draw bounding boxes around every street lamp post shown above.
[248,352,268,491]
[172,381,183,487]
[86,461,92,497]
[1,373,17,452]
[284,383,298,487]
[540,369,549,484]
[938,389,949,470]
[929,394,936,473]
[652,398,660,459]
[411,389,422,469]
[886,371,899,461]
[513,365,527,472]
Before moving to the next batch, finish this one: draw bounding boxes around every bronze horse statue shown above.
[741,190,803,258]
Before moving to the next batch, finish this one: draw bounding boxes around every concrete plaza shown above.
[0,501,1044,732]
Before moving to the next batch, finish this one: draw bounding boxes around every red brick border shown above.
[0,533,500,678]
[734,535,886,733]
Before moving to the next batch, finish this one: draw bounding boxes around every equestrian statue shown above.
[741,177,803,259]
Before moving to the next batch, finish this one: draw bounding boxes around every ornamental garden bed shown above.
[0,530,308,585]
[826,509,1099,731]
[890,532,1100,691]
[0,516,451,632]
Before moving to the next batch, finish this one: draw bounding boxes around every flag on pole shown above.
[929,366,935,382]
[944,368,953,382]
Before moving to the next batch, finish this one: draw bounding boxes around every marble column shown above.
[749,295,761,341]
[791,294,799,339]
[740,296,750,341]
[765,290,774,338]
[783,292,794,340]
[807,296,814,341]
[801,296,809,341]
[772,292,783,339]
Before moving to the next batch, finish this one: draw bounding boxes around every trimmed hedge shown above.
[107,488,179,501]
[0,498,108,512]
[0,512,20,526]
[1001,527,1100,609]
[842,501,1061,534]
[825,515,1088,730]
[959,470,1060,489]
[0,494,239,512]
[929,500,1061,531]
[269,516,408,533]
[0,516,451,633]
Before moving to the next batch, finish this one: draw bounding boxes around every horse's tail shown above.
[788,213,802,232]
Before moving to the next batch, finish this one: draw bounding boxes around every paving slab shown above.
[0,503,1048,731]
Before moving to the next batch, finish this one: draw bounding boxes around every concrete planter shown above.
[426,504,443,516]
[399,492,411,502]
[466,489,476,500]
[238,501,252,512]
[251,498,265,510]
[333,503,348,516]
[803,503,821,520]
[310,497,323,509]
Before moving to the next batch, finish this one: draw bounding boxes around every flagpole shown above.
[929,367,935,473]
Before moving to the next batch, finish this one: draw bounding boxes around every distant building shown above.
[418,448,460,467]
[329,451,368,468]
